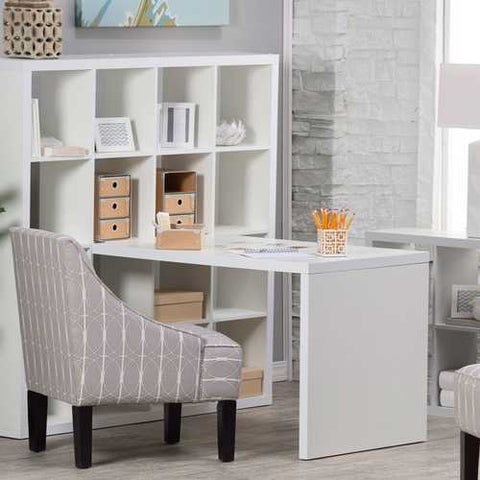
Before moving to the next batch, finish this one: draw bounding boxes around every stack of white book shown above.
[41,138,88,158]
[439,370,457,408]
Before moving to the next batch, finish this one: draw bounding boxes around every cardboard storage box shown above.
[156,225,204,250]
[240,368,264,398]
[154,291,204,323]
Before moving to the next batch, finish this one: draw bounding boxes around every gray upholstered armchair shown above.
[10,228,242,469]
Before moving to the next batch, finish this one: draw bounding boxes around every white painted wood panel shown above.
[0,70,30,439]
[299,263,429,459]
[366,227,480,249]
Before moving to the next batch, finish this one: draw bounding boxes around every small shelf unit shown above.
[0,54,279,439]
[366,228,480,417]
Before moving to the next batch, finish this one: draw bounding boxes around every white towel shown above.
[440,389,454,408]
[439,370,457,391]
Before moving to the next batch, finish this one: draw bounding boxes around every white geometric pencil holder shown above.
[3,3,63,59]
[317,229,348,257]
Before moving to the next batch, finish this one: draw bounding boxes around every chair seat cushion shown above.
[174,324,243,401]
[456,365,480,437]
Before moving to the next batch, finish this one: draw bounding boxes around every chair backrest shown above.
[10,227,92,404]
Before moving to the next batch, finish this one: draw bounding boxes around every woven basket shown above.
[317,229,348,257]
[3,2,62,59]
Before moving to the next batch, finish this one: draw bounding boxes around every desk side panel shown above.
[0,70,29,438]
[299,262,429,459]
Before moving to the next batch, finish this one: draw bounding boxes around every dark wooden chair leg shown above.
[72,406,93,469]
[164,403,182,444]
[461,431,480,480]
[217,400,236,462]
[28,390,48,453]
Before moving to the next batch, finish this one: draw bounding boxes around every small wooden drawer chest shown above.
[95,174,131,241]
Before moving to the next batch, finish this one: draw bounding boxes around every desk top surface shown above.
[91,235,430,275]
[366,227,480,249]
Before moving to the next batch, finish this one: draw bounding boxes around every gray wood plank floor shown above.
[0,382,461,479]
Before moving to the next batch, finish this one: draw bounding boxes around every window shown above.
[443,0,480,231]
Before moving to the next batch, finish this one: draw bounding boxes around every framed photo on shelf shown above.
[158,103,196,150]
[451,285,480,318]
[95,117,135,153]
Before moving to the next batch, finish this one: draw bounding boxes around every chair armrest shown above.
[63,243,203,406]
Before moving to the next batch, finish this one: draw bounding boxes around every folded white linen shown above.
[440,389,454,408]
[439,370,457,391]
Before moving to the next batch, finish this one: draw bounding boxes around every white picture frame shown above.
[451,285,480,318]
[158,103,196,150]
[95,117,135,153]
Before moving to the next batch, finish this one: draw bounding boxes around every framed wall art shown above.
[451,285,480,319]
[76,0,230,28]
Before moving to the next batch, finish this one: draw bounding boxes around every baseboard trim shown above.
[273,361,288,382]
[428,405,454,417]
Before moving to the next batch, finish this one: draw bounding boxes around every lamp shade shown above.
[438,64,480,129]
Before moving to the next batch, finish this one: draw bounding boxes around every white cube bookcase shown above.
[0,54,279,438]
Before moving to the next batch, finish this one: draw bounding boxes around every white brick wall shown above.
[292,0,432,376]
[293,0,422,244]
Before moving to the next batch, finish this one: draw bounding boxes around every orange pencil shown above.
[331,210,337,230]
[346,213,355,230]
[312,211,322,230]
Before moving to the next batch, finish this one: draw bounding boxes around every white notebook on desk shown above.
[229,245,312,259]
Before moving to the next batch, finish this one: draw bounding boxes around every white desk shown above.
[92,235,430,460]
